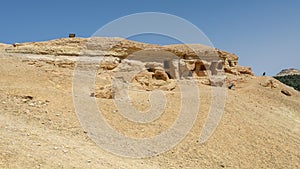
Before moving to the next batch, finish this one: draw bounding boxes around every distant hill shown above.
[276,68,300,76]
[274,74,300,91]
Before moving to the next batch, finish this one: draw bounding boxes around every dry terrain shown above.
[0,39,299,168]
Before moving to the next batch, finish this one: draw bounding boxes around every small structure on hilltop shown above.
[69,34,76,38]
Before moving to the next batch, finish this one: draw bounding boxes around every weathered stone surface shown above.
[134,70,153,87]
[209,76,225,87]
[3,37,253,77]
[94,85,113,99]
[216,49,238,67]
[210,61,224,75]
[164,59,191,79]
[5,38,87,56]
[153,69,169,81]
[164,59,211,79]
[113,59,145,83]
[216,49,247,76]
[145,62,164,70]
[99,56,120,70]
[82,37,161,58]
[2,37,254,93]
[237,66,254,76]
[163,44,218,60]
[133,69,176,91]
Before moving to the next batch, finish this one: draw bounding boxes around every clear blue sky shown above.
[1,0,299,75]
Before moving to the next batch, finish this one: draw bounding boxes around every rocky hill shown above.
[0,38,299,168]
[274,68,300,92]
[276,68,300,76]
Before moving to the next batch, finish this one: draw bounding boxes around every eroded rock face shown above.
[3,37,253,77]
[2,37,255,98]
[237,66,254,76]
[111,59,176,92]
[132,69,176,91]
[216,49,254,76]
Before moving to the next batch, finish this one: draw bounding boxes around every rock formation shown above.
[2,37,254,98]
[4,37,253,75]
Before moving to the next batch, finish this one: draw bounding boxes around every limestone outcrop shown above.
[2,37,254,98]
[3,37,252,76]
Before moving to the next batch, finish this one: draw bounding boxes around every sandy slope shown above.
[0,53,299,168]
